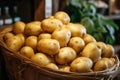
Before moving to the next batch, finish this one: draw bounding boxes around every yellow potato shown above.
[45,63,59,70]
[24,22,43,36]
[102,58,114,68]
[25,36,37,51]
[5,36,23,52]
[81,42,102,63]
[93,59,108,71]
[54,11,70,24]
[83,34,96,45]
[3,32,14,42]
[66,23,86,38]
[102,44,115,58]
[20,46,34,58]
[59,66,70,72]
[51,27,71,47]
[96,42,107,55]
[16,33,26,44]
[55,47,77,65]
[70,57,93,73]
[41,18,63,33]
[13,21,25,34]
[38,33,51,40]
[68,37,85,53]
[31,53,51,66]
[37,39,60,55]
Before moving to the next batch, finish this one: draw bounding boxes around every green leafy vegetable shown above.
[67,0,119,45]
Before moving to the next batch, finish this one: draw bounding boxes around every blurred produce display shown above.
[66,0,119,45]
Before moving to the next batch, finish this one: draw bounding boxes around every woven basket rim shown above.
[0,27,120,79]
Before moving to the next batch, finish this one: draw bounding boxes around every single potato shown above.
[54,11,70,25]
[20,46,34,58]
[93,59,108,71]
[59,66,70,72]
[55,47,77,65]
[102,44,115,58]
[81,42,102,63]
[65,23,86,38]
[16,33,26,44]
[41,18,63,33]
[13,21,25,34]
[25,36,37,51]
[45,63,59,70]
[68,37,85,53]
[38,33,51,40]
[51,27,71,47]
[31,53,51,66]
[96,42,107,55]
[5,36,23,52]
[70,57,93,73]
[83,34,96,45]
[3,32,14,42]
[37,39,60,55]
[24,21,43,36]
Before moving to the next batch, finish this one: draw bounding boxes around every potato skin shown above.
[38,33,51,40]
[31,53,51,66]
[13,21,25,34]
[70,57,93,73]
[66,23,86,38]
[3,32,14,42]
[41,18,63,33]
[25,36,38,51]
[54,11,70,25]
[24,22,43,36]
[68,37,85,53]
[20,46,35,58]
[51,27,71,47]
[37,39,60,55]
[5,36,23,52]
[55,47,77,65]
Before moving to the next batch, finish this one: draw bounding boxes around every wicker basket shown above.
[0,27,120,80]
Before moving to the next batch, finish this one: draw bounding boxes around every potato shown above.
[59,66,70,72]
[41,18,63,33]
[54,11,70,24]
[96,42,107,55]
[93,59,108,71]
[38,33,51,40]
[31,53,51,66]
[37,39,60,55]
[24,22,43,36]
[3,32,14,42]
[47,16,54,19]
[51,27,71,47]
[13,21,25,34]
[20,46,34,58]
[81,42,102,63]
[5,36,23,52]
[68,37,85,53]
[30,21,41,25]
[70,57,93,73]
[102,58,114,68]
[102,44,115,58]
[16,33,26,44]
[65,23,86,37]
[45,63,59,70]
[25,36,37,51]
[83,34,96,45]
[55,47,77,65]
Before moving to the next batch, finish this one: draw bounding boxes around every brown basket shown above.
[0,27,120,80]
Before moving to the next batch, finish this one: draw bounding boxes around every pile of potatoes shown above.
[3,11,116,73]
